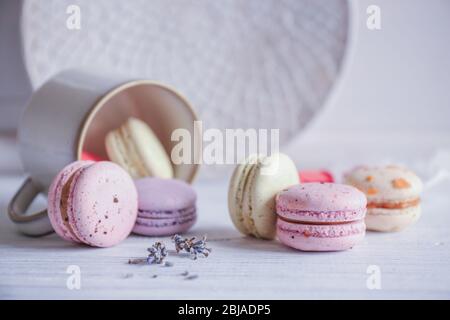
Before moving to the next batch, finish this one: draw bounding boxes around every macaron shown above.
[344,165,423,232]
[81,151,105,162]
[133,177,197,236]
[105,117,173,179]
[228,153,299,240]
[48,161,138,247]
[299,170,334,183]
[276,183,366,251]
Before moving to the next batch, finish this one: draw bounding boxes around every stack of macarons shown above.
[228,153,367,251]
[228,155,424,252]
[104,117,197,237]
[48,117,197,247]
[48,160,198,247]
[228,153,299,240]
[344,165,423,232]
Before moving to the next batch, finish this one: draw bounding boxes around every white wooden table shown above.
[1,135,450,299]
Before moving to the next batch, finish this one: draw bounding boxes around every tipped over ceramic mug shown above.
[8,69,200,236]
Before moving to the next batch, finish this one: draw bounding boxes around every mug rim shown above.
[76,79,201,183]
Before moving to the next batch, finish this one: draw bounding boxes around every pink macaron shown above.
[133,177,197,236]
[48,161,138,247]
[276,183,366,251]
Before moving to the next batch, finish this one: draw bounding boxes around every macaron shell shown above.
[133,208,196,236]
[126,118,173,179]
[241,160,261,237]
[69,161,138,247]
[277,218,366,251]
[344,165,423,203]
[135,177,196,212]
[276,183,367,216]
[366,205,421,232]
[227,154,259,236]
[133,177,197,236]
[250,153,299,239]
[47,160,94,243]
[105,130,141,178]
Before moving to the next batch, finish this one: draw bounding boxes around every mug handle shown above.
[8,177,54,236]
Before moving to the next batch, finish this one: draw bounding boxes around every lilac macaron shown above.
[48,161,138,247]
[133,177,197,236]
[276,183,366,251]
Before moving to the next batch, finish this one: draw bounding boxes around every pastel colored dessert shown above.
[133,177,197,236]
[299,170,334,183]
[81,151,104,162]
[344,165,423,232]
[105,117,173,179]
[48,161,138,247]
[276,183,366,251]
[228,153,299,240]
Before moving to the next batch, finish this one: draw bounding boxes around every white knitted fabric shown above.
[21,0,349,144]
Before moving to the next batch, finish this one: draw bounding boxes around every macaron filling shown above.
[276,209,366,237]
[133,207,197,236]
[48,161,92,243]
[277,214,365,226]
[277,218,365,238]
[367,197,420,210]
[276,206,366,223]
[137,206,196,219]
[136,210,196,227]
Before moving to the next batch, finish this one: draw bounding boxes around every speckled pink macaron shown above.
[276,183,366,251]
[48,161,138,247]
[133,177,197,236]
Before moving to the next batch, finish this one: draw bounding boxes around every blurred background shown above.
[1,0,449,180]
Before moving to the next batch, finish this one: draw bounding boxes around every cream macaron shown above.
[105,117,173,179]
[228,153,299,239]
[344,165,423,232]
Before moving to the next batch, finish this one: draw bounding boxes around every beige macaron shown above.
[344,165,423,232]
[228,153,299,239]
[105,117,173,179]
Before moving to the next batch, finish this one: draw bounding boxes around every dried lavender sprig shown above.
[172,234,194,253]
[147,242,168,264]
[128,258,147,265]
[188,236,212,260]
[172,234,211,260]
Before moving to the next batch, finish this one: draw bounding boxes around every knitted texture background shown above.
[21,0,349,146]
